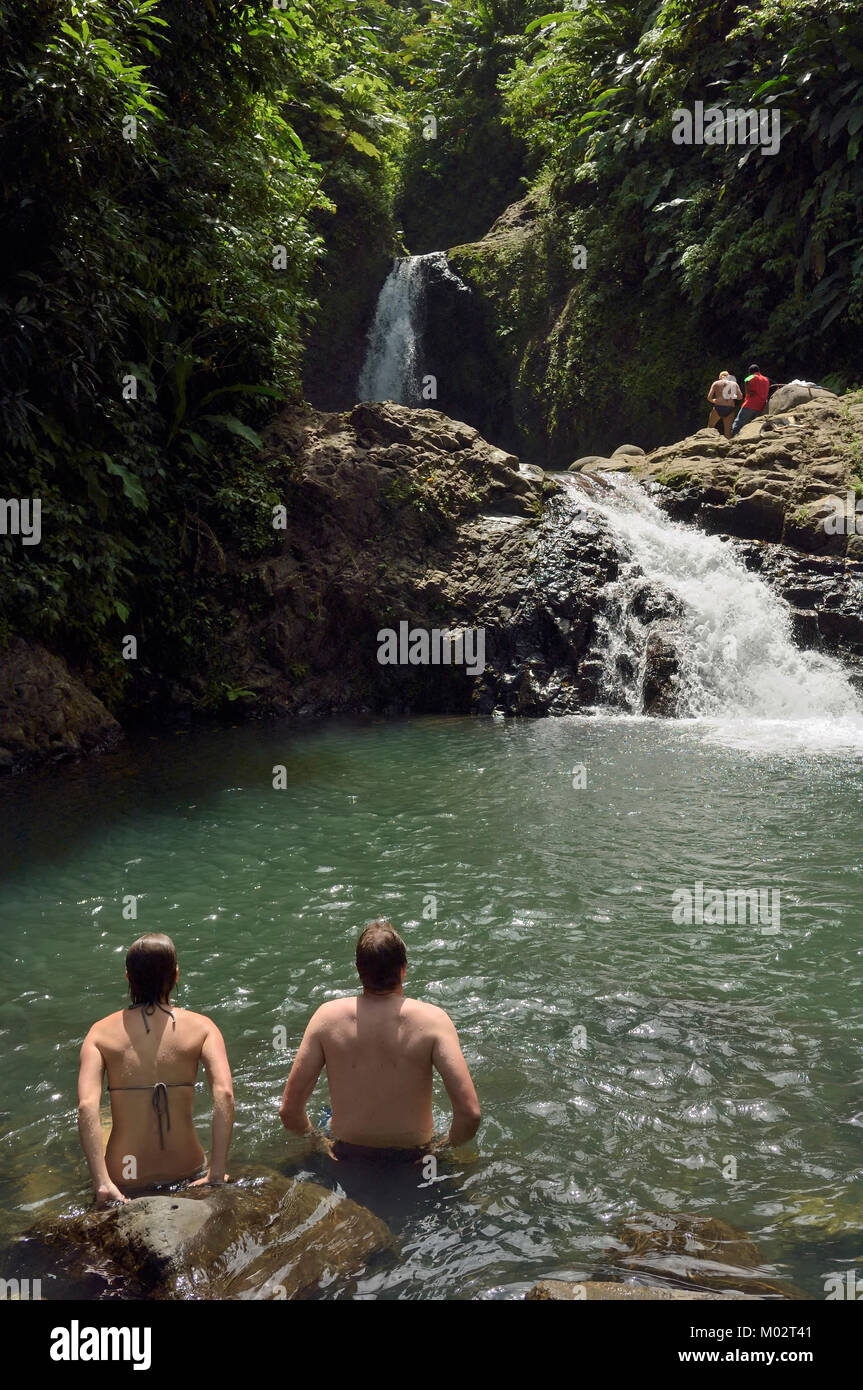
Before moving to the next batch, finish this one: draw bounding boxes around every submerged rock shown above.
[526,1279,745,1300]
[10,1173,394,1300]
[606,1211,798,1298]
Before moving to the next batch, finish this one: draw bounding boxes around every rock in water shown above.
[641,628,681,716]
[608,1211,798,1298]
[0,639,122,774]
[526,1279,744,1300]
[569,455,613,472]
[12,1175,395,1300]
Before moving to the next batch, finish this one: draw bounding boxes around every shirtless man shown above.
[77,932,234,1205]
[279,919,480,1158]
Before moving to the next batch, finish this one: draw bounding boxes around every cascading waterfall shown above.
[358,257,424,404]
[356,254,860,741]
[567,473,861,732]
[357,251,468,405]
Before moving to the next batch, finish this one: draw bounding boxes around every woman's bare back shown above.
[95,1005,208,1188]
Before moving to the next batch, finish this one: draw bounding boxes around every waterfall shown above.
[567,473,861,734]
[357,251,469,405]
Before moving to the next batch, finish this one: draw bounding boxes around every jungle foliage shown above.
[428,0,863,452]
[3,0,862,704]
[0,0,406,705]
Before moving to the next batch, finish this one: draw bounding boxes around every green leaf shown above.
[198,383,285,408]
[105,460,148,511]
[821,298,848,332]
[201,415,264,449]
[344,130,382,159]
[525,12,577,35]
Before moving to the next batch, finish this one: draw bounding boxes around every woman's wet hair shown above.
[355,918,407,992]
[126,933,178,1006]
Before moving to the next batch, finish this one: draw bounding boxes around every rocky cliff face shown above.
[215,402,631,720]
[447,193,710,464]
[4,390,863,774]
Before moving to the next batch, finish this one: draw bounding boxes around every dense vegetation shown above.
[409,0,863,455]
[0,0,406,709]
[3,0,862,707]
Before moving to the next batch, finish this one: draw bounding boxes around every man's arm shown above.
[77,1031,127,1207]
[279,1010,326,1134]
[432,1014,481,1147]
[194,1019,234,1185]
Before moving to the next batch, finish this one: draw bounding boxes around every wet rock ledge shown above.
[10,1172,394,1300]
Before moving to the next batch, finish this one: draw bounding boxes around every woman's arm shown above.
[77,1031,127,1206]
[195,1020,234,1184]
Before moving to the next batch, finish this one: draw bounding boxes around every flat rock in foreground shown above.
[12,1174,394,1300]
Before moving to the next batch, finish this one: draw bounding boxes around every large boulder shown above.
[0,639,122,774]
[769,383,838,414]
[9,1173,394,1300]
[569,455,612,472]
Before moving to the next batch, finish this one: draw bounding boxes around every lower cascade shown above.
[565,473,860,725]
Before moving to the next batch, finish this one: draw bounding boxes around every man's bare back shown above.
[279,920,480,1152]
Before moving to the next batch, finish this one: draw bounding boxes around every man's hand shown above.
[94,1181,128,1208]
[308,1129,335,1160]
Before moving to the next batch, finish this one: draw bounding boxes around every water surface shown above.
[2,715,861,1298]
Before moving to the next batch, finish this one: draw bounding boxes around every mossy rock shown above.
[10,1171,395,1300]
[609,1211,798,1298]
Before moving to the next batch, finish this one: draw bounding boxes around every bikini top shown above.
[107,1003,197,1149]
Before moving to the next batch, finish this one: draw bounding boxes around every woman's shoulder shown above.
[174,1006,219,1033]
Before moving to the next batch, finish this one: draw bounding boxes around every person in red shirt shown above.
[731,363,770,436]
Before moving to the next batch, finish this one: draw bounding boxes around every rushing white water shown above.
[568,472,862,746]
[357,252,469,404]
[358,257,424,403]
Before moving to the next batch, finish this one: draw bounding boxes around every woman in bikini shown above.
[77,932,233,1206]
[707,369,742,438]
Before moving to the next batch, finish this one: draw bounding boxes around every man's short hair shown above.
[355,919,407,992]
[126,932,178,1006]
[748,363,760,372]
